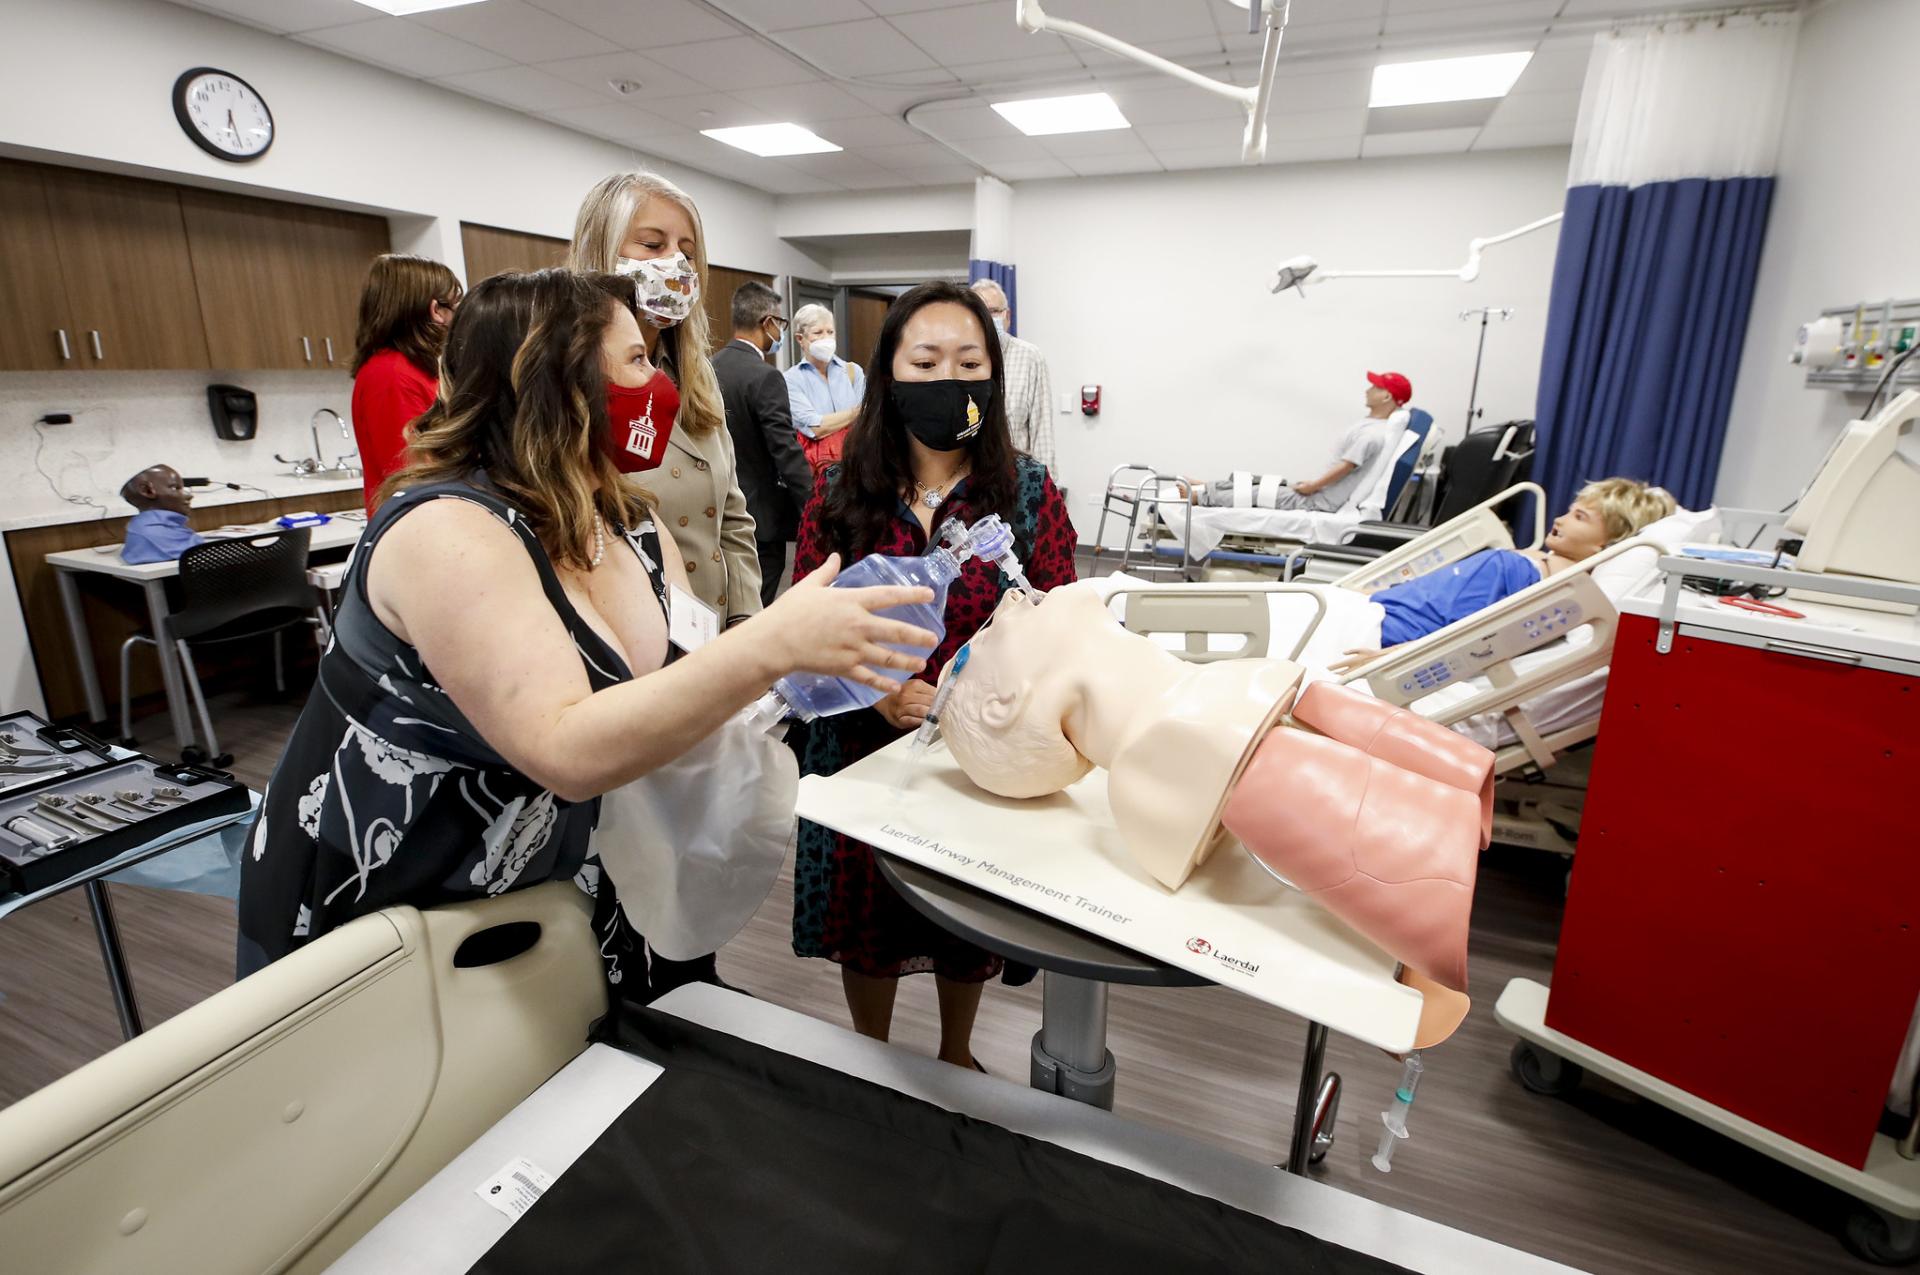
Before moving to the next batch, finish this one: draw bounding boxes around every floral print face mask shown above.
[616,252,701,328]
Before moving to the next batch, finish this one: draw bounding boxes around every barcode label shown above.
[475,1156,555,1222]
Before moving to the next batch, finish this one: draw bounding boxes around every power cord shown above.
[32,414,106,519]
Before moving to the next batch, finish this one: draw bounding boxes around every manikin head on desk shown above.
[120,464,193,516]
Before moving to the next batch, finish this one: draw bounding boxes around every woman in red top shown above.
[791,281,1078,1069]
[349,254,462,513]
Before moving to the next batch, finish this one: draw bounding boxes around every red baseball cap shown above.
[1367,371,1412,404]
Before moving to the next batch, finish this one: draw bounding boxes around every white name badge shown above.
[669,584,720,653]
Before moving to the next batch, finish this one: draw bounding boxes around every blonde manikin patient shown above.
[937,582,1490,1044]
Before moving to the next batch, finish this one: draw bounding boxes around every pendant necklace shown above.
[913,468,968,510]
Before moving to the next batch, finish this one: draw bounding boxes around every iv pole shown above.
[1459,306,1514,440]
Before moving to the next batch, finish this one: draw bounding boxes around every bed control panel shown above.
[1390,599,1586,697]
[1353,535,1476,593]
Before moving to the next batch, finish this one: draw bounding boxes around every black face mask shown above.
[889,379,993,452]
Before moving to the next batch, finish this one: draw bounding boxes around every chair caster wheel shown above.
[1511,1041,1584,1096]
[181,746,208,766]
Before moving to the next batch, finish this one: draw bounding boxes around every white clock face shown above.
[176,70,273,160]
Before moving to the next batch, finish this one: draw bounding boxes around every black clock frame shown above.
[171,66,274,163]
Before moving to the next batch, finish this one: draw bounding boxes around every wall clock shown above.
[173,67,274,162]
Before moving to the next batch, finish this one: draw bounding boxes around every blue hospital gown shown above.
[1372,549,1541,645]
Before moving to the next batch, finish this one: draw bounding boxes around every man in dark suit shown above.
[715,280,815,607]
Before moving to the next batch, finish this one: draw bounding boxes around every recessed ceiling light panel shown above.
[350,0,487,14]
[1369,52,1533,109]
[700,123,842,157]
[990,92,1131,137]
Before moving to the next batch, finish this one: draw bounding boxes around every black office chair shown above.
[119,529,322,766]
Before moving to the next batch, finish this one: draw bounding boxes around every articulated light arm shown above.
[1275,212,1566,294]
[1015,0,1288,163]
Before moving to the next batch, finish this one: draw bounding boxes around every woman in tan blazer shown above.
[570,171,761,627]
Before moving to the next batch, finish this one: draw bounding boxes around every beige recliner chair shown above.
[0,882,606,1275]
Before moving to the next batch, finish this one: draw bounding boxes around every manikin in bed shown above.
[936,582,1492,1000]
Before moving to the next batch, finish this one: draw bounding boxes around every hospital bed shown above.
[1097,418,1535,583]
[1100,489,1719,859]
[0,882,1580,1274]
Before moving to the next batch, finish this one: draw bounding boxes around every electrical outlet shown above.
[1058,392,1074,414]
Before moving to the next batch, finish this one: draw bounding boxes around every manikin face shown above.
[601,302,656,388]
[1545,498,1609,560]
[133,465,192,515]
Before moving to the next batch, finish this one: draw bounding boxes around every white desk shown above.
[44,517,364,751]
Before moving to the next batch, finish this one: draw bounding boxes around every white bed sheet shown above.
[1154,502,1365,561]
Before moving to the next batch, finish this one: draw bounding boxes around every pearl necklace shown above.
[590,513,606,568]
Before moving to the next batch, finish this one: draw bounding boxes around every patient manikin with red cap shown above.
[937,582,1493,1044]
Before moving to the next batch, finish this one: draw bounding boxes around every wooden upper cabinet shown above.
[181,190,389,371]
[0,163,79,371]
[39,167,210,371]
[460,222,568,287]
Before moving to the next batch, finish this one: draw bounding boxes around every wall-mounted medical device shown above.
[1081,386,1101,417]
[1792,297,1920,393]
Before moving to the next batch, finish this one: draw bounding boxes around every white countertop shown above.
[1622,568,1920,667]
[0,471,363,533]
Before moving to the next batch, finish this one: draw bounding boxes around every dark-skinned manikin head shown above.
[120,465,192,515]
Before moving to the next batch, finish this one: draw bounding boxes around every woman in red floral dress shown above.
[791,281,1078,1068]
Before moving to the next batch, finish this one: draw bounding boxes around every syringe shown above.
[896,643,970,792]
[1371,1052,1424,1173]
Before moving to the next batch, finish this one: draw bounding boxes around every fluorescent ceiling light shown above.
[1369,52,1533,109]
[350,0,487,14]
[700,123,842,157]
[991,92,1130,137]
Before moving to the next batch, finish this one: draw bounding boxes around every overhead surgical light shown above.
[1271,213,1565,297]
[1271,255,1318,296]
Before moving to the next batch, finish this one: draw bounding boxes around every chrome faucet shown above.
[276,409,360,477]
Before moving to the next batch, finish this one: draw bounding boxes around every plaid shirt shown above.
[998,330,1055,472]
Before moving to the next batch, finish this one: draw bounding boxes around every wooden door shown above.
[703,264,775,354]
[846,290,893,372]
[460,223,568,286]
[180,187,311,369]
[298,205,391,373]
[41,167,209,370]
[0,162,79,371]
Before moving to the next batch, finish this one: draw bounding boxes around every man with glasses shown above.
[716,280,815,606]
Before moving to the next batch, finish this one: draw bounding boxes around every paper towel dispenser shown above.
[207,384,258,441]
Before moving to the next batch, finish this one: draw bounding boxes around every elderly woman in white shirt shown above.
[783,303,866,476]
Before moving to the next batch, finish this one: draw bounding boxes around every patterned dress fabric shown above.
[789,456,1078,982]
[236,478,664,990]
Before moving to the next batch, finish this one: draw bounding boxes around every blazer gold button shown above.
[678,516,689,527]
[705,506,716,518]
[711,550,721,562]
[696,460,709,471]
[671,467,682,479]
[685,560,696,573]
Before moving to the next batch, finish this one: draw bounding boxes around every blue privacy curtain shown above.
[1532,14,1797,515]
[968,258,1017,335]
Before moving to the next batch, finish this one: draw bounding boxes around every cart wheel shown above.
[1845,1206,1920,1266]
[1309,1072,1341,1166]
[1510,1042,1584,1097]
[180,746,208,766]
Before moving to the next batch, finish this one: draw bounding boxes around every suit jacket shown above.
[639,352,762,625]
[713,339,815,544]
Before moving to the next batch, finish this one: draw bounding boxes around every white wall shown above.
[776,187,974,241]
[0,0,826,281]
[1718,0,1920,509]
[1013,148,1570,536]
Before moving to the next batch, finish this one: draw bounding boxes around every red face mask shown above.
[602,370,679,473]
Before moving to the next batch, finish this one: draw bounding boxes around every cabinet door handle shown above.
[324,336,335,365]
[89,330,103,360]
[302,336,312,363]
[57,329,72,361]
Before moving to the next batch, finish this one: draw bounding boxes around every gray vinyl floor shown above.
[0,689,1871,1275]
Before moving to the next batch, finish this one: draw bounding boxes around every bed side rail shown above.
[1332,482,1545,593]
[1107,582,1331,664]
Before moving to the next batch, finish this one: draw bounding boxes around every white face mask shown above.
[615,252,701,328]
[991,315,1007,336]
[807,337,836,364]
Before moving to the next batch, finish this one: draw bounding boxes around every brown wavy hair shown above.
[378,269,652,570]
[350,253,462,376]
[567,170,725,437]
[818,281,1020,562]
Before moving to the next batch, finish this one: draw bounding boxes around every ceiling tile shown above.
[1265,106,1367,142]
[1486,90,1581,127]
[1106,82,1244,125]
[1264,136,1363,163]
[1267,68,1372,112]
[714,0,876,33]
[1366,98,1498,135]
[178,0,372,35]
[296,18,511,78]
[892,163,983,184]
[1037,129,1151,160]
[814,114,926,147]
[1043,0,1220,45]
[942,53,1089,86]
[827,169,921,190]
[435,64,607,112]
[1385,1,1554,38]
[889,6,1068,67]
[862,0,993,13]
[729,79,877,122]
[643,92,775,129]
[522,0,734,48]
[1077,36,1232,78]
[840,76,961,114]
[1472,120,1576,150]
[1271,0,1386,28]
[1509,41,1593,96]
[1135,118,1245,153]
[988,157,1076,180]
[749,168,845,195]
[1064,153,1162,177]
[907,102,1017,142]
[542,101,681,146]
[1359,126,1480,157]
[1155,145,1251,172]
[659,36,821,89]
[942,134,1053,164]
[860,141,965,170]
[778,18,940,77]
[1279,18,1387,51]
[535,50,712,100]
[412,0,613,63]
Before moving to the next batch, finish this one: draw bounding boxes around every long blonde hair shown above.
[380,270,652,571]
[568,171,724,438]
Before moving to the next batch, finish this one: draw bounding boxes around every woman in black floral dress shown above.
[792,281,1078,1067]
[238,270,938,994]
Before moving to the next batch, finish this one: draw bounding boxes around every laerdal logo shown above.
[1186,937,1212,955]
[1186,936,1259,977]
